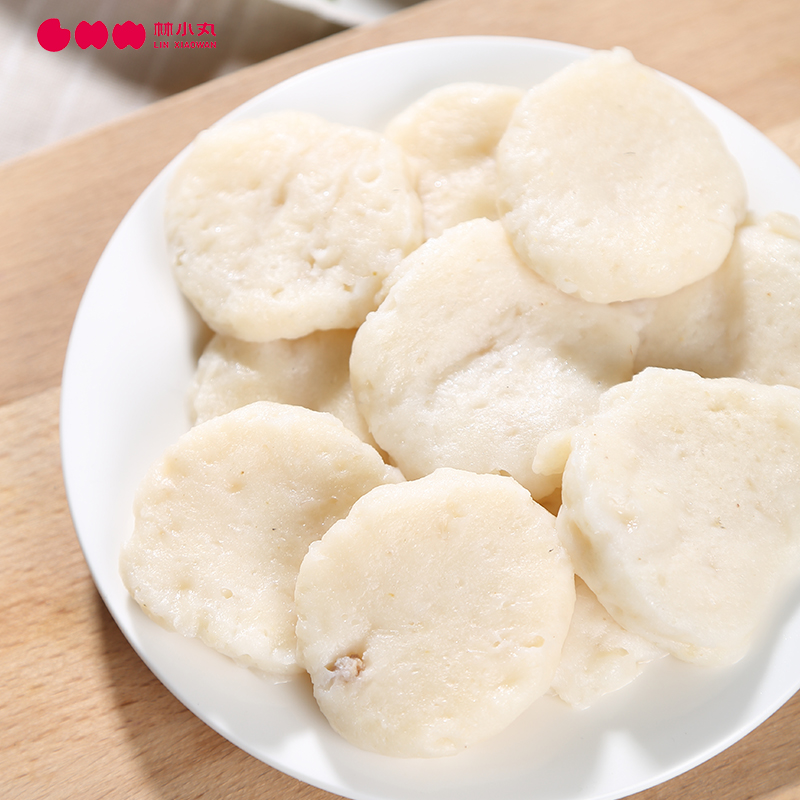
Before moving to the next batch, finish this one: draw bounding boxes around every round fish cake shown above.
[633,212,800,385]
[385,82,523,239]
[350,218,640,499]
[550,578,665,709]
[496,48,747,303]
[294,468,575,757]
[556,367,800,667]
[165,110,424,342]
[119,401,401,674]
[188,329,376,449]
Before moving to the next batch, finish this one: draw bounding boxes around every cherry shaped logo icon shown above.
[113,21,146,49]
[75,20,109,49]
[37,18,70,52]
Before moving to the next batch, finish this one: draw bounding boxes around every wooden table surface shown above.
[2,0,800,798]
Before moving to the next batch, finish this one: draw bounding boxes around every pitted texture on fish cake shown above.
[556,368,800,667]
[550,578,665,709]
[119,402,400,674]
[385,82,523,239]
[295,468,575,757]
[188,330,376,449]
[496,48,747,303]
[632,212,800,386]
[350,218,640,499]
[166,111,424,342]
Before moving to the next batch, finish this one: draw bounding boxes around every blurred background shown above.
[0,0,419,164]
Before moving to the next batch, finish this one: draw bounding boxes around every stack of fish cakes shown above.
[120,47,800,757]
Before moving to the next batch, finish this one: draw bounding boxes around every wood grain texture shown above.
[2,0,799,798]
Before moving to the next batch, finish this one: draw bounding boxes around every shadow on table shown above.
[95,590,324,799]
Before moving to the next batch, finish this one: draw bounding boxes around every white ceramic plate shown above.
[61,36,800,800]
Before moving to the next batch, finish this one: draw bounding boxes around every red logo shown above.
[75,20,108,49]
[37,18,147,50]
[37,18,70,52]
[37,19,216,51]
[113,21,146,49]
